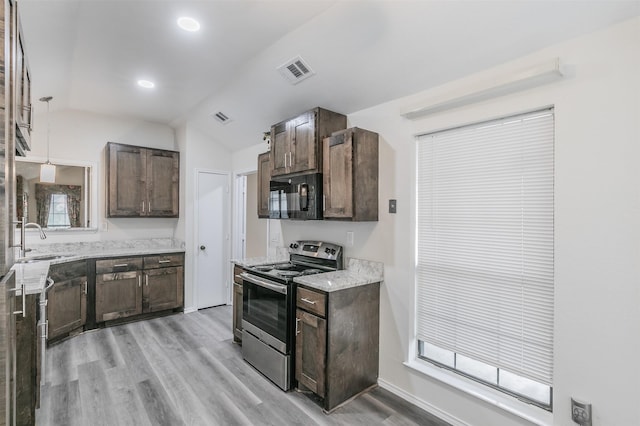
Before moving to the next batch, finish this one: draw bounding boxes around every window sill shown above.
[403,359,553,426]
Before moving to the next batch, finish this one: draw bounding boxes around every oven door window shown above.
[243,280,288,344]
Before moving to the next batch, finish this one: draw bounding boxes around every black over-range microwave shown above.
[269,173,323,220]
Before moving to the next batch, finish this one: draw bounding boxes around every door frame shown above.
[232,167,270,263]
[193,168,231,307]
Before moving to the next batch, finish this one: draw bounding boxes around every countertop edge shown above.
[12,247,186,295]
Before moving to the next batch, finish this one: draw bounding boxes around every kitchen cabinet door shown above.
[145,148,179,217]
[270,108,347,177]
[95,271,142,322]
[233,282,243,343]
[106,142,180,217]
[257,151,271,218]
[295,308,326,397]
[143,266,184,312]
[270,121,289,176]
[323,127,379,221]
[107,143,145,217]
[47,277,87,341]
[323,131,354,218]
[289,111,316,174]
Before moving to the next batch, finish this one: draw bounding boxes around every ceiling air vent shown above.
[212,111,232,124]
[277,56,315,85]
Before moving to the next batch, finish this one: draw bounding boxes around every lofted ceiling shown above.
[19,0,640,152]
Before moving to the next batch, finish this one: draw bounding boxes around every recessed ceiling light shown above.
[137,79,155,89]
[177,17,200,32]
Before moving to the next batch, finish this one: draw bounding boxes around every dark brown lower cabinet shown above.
[95,254,184,324]
[295,309,327,396]
[96,271,143,322]
[16,292,40,426]
[232,264,243,343]
[143,266,184,312]
[47,277,87,341]
[295,282,380,412]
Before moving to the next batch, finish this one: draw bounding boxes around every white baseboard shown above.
[377,378,471,426]
[183,306,198,314]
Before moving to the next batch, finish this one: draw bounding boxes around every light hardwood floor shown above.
[36,306,450,426]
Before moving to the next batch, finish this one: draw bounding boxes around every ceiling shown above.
[19,0,640,152]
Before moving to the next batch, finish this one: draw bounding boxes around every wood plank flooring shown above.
[36,306,450,426]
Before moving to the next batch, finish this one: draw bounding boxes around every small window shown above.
[47,193,71,228]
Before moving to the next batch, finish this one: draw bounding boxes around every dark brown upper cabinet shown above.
[257,151,271,218]
[322,127,379,221]
[13,1,33,156]
[106,142,179,218]
[270,108,346,177]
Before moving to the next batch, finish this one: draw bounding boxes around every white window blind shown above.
[416,109,554,386]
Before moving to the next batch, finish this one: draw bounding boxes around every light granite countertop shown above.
[293,258,384,292]
[12,238,185,295]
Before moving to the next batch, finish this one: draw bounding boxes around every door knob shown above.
[200,245,206,250]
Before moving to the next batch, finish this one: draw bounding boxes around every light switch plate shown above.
[389,199,397,213]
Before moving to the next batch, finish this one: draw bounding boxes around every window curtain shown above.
[415,109,555,386]
[35,184,82,227]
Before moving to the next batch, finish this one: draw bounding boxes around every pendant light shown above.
[39,96,56,183]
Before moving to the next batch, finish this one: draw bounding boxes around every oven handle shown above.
[241,273,287,295]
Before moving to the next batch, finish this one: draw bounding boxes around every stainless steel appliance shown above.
[241,241,343,390]
[269,173,323,220]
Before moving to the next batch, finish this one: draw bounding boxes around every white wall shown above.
[175,123,232,311]
[21,109,178,245]
[255,17,640,426]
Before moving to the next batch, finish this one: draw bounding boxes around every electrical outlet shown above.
[346,231,354,247]
[571,398,592,426]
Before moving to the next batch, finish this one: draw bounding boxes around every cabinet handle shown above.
[138,275,142,287]
[300,297,316,305]
[284,153,287,168]
[148,202,151,212]
[84,281,88,295]
[145,274,149,286]
[323,195,326,212]
[158,260,171,264]
[295,318,301,335]
[141,201,145,213]
[113,263,128,268]
[45,320,49,339]
[289,152,292,167]
[11,282,26,317]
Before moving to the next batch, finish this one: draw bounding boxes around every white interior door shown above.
[196,171,229,309]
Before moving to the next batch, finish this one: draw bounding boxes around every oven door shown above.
[242,273,290,352]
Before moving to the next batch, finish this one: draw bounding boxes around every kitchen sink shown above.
[15,254,75,264]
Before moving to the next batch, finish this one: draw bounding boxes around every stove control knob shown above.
[330,249,337,255]
[324,247,331,254]
[290,243,299,249]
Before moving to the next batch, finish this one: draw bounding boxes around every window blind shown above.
[416,109,554,386]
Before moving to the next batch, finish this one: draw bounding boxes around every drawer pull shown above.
[295,318,301,335]
[300,297,316,305]
[113,263,128,267]
[158,260,171,264]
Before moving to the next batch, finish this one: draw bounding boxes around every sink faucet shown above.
[19,219,47,258]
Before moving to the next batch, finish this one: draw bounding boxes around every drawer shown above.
[48,260,87,282]
[233,265,244,285]
[144,254,184,269]
[296,286,326,317]
[95,257,143,274]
